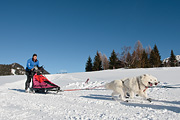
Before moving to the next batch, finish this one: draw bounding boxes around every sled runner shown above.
[31,67,61,94]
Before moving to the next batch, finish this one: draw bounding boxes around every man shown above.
[25,54,40,92]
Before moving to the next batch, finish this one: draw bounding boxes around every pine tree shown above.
[169,50,177,67]
[85,56,93,72]
[141,50,150,68]
[153,44,161,67]
[149,50,155,67]
[109,50,118,69]
[93,51,102,71]
[149,45,161,67]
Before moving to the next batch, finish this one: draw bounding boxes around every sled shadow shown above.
[121,102,180,113]
[81,94,113,101]
[9,88,25,93]
[9,88,60,95]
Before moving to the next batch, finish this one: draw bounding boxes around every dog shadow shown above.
[152,99,180,105]
[81,94,180,113]
[122,101,180,113]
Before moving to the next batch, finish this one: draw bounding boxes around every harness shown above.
[137,77,148,92]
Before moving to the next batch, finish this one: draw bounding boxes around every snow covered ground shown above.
[0,67,180,120]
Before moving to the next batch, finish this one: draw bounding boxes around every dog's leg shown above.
[129,90,135,99]
[123,87,130,98]
[139,91,152,102]
[143,92,152,102]
[111,91,118,100]
[116,88,127,102]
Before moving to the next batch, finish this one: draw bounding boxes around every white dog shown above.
[105,74,159,102]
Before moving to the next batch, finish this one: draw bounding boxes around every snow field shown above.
[0,67,180,120]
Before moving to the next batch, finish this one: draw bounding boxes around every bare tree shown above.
[134,40,143,59]
[98,51,103,61]
[98,52,109,70]
[131,50,137,67]
[145,45,152,58]
[120,46,131,67]
[126,52,132,68]
[102,54,109,70]
[133,40,144,68]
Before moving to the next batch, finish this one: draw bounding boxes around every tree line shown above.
[85,40,179,72]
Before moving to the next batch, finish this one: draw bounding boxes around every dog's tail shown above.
[105,81,115,90]
[105,80,123,90]
[105,83,111,89]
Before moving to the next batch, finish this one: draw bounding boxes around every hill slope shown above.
[163,55,180,63]
[0,63,25,76]
[0,63,50,76]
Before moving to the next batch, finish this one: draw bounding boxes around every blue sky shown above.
[0,0,180,74]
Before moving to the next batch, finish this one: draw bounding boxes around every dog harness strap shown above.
[137,77,148,92]
[137,78,141,90]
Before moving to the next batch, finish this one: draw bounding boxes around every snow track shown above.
[0,67,180,120]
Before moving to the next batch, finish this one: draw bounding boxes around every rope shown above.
[63,85,105,92]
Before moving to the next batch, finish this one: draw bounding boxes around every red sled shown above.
[32,73,61,93]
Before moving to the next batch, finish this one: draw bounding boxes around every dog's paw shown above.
[125,96,130,98]
[125,100,129,102]
[147,98,152,102]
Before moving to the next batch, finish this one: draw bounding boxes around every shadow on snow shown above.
[122,101,180,113]
[81,94,113,101]
[9,88,25,93]
[81,94,180,113]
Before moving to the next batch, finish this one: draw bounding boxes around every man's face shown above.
[33,56,37,60]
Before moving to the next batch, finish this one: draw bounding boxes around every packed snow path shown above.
[0,67,180,120]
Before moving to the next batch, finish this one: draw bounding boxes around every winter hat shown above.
[33,54,37,57]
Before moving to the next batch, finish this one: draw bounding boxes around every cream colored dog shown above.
[105,74,159,102]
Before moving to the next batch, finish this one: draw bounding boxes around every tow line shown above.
[63,85,105,92]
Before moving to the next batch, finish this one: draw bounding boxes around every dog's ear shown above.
[141,74,147,79]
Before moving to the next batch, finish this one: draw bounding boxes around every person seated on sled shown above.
[25,54,40,92]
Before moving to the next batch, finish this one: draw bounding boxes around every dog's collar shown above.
[143,86,148,92]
